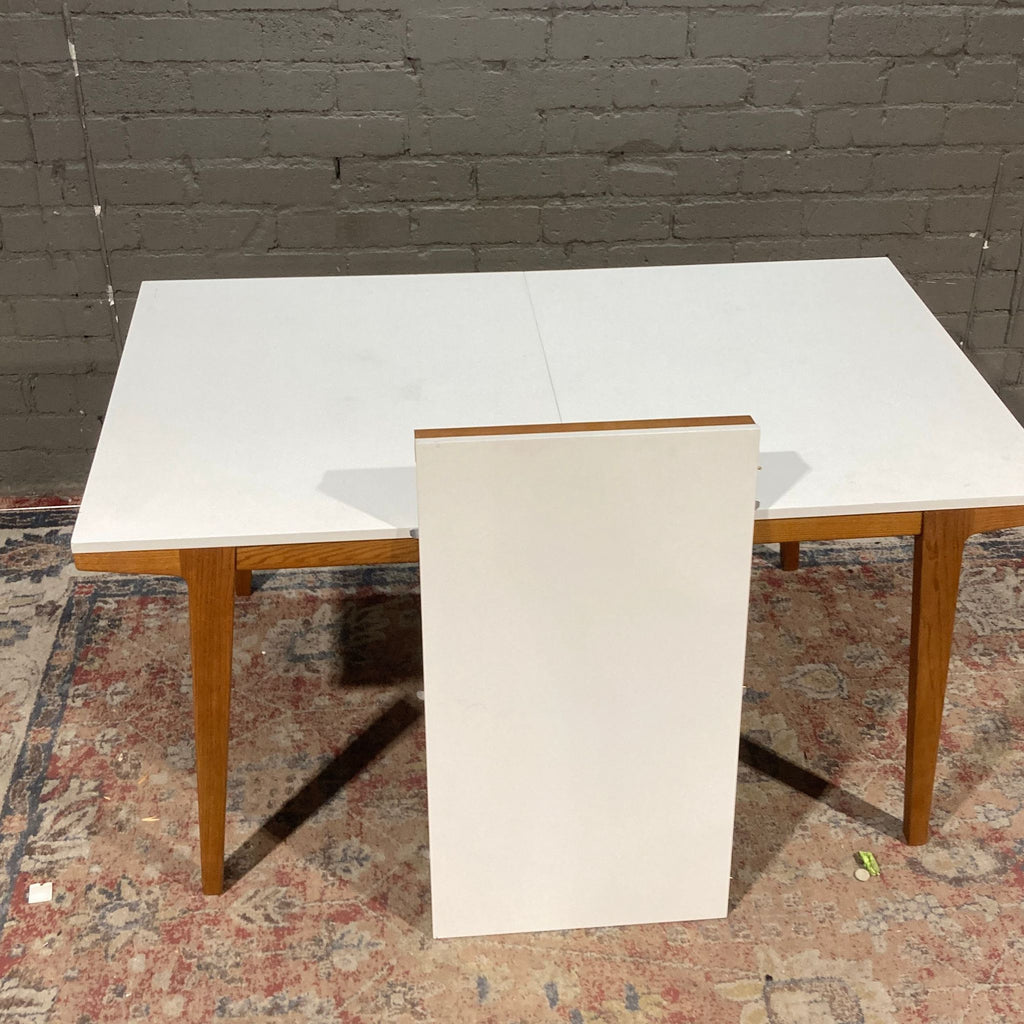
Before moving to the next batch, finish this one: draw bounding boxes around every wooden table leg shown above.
[903,509,972,845]
[180,547,237,894]
[235,569,252,597]
[780,541,800,571]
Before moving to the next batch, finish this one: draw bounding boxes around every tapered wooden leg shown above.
[780,541,800,571]
[903,509,973,845]
[234,569,252,597]
[180,547,237,894]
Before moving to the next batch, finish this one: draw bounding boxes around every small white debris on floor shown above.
[854,868,871,882]
[28,882,53,904]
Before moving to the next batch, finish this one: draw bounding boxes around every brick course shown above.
[1,2,1022,489]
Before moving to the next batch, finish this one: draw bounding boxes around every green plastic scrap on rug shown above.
[856,851,880,876]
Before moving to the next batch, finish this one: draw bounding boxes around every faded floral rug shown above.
[2,504,1024,1024]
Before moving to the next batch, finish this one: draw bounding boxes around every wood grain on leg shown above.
[903,509,973,845]
[780,541,800,571]
[234,569,252,597]
[180,547,237,895]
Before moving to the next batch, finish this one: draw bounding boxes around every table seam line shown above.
[522,272,563,424]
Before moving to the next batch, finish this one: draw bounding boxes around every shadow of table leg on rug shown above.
[729,737,903,908]
[223,697,423,890]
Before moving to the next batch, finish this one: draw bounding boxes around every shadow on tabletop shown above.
[318,467,417,529]
[755,450,810,510]
[317,450,811,526]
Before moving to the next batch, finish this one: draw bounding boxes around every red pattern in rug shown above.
[2,511,1024,1023]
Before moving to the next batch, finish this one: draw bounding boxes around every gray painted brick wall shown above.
[1,1,1023,491]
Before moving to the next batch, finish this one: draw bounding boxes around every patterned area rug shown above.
[2,507,1024,1023]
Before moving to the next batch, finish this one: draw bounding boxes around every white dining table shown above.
[72,257,1024,896]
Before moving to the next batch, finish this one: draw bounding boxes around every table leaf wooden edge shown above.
[73,507,1024,895]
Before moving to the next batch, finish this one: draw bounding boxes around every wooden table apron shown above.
[73,506,1024,896]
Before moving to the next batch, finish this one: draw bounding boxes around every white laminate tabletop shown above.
[73,272,560,552]
[72,257,1024,553]
[525,257,1024,520]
